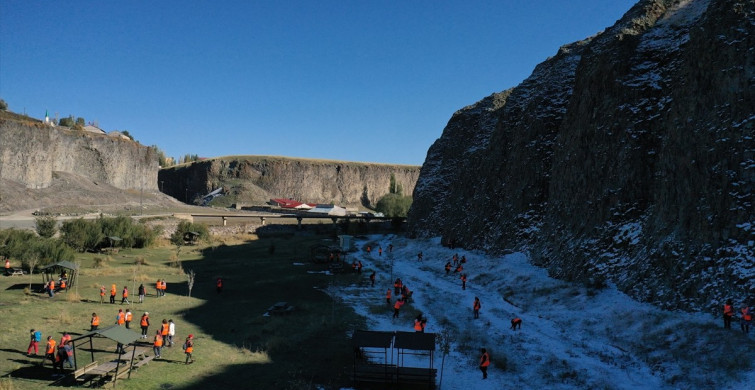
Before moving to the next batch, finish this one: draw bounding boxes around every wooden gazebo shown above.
[352,330,437,389]
[67,325,147,386]
[41,260,79,291]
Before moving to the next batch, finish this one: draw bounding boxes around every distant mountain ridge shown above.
[408,0,754,311]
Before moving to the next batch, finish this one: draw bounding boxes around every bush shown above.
[375,193,413,218]
[60,218,104,252]
[35,215,58,238]
[59,116,74,127]
[60,216,158,252]
[170,221,210,246]
[0,229,74,267]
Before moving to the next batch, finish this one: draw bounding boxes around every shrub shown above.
[0,229,73,266]
[0,98,7,111]
[35,215,57,238]
[60,218,104,252]
[170,221,210,246]
[58,116,74,127]
[375,193,413,217]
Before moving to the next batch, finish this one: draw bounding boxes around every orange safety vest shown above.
[117,312,125,325]
[394,300,404,310]
[414,320,423,331]
[474,300,481,310]
[49,280,55,290]
[153,334,163,347]
[110,285,116,296]
[60,280,66,289]
[217,279,223,288]
[386,290,391,299]
[4,260,9,269]
[480,352,490,367]
[185,340,193,353]
[100,287,105,296]
[125,312,132,322]
[122,288,128,298]
[161,323,169,336]
[156,280,161,290]
[724,304,734,316]
[141,315,149,327]
[46,339,57,354]
[92,316,100,326]
[60,334,71,345]
[743,307,752,321]
[161,281,166,290]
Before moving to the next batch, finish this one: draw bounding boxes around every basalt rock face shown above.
[408,0,754,311]
[158,157,420,207]
[0,120,158,191]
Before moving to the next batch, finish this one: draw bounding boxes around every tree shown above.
[59,116,74,127]
[27,256,39,290]
[186,269,196,297]
[35,215,58,238]
[0,98,7,111]
[121,130,134,141]
[375,193,413,217]
[76,117,85,126]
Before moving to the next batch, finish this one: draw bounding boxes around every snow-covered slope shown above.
[337,235,755,389]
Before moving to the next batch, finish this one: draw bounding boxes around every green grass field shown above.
[0,232,367,389]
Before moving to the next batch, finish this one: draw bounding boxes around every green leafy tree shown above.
[389,173,403,196]
[76,117,85,126]
[0,229,74,267]
[375,193,413,217]
[121,130,135,141]
[60,218,105,252]
[59,116,75,127]
[170,221,209,246]
[35,215,58,238]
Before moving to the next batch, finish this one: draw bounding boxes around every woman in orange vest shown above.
[121,286,130,304]
[156,279,162,297]
[153,330,163,358]
[723,299,734,329]
[99,285,106,304]
[124,309,133,329]
[116,309,125,326]
[91,312,100,331]
[479,348,490,379]
[160,319,170,340]
[44,336,57,366]
[473,297,481,319]
[110,284,116,304]
[48,280,55,297]
[183,334,194,364]
[741,304,752,334]
[59,279,66,291]
[392,298,405,318]
[140,312,150,339]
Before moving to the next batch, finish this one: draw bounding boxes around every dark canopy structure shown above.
[352,330,437,389]
[70,325,142,385]
[41,260,79,290]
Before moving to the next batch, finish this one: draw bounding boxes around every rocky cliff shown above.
[0,119,158,191]
[408,0,754,311]
[158,156,420,208]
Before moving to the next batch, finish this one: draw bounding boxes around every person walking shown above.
[479,348,490,379]
[109,284,116,304]
[140,312,150,339]
[156,279,162,297]
[378,246,382,257]
[44,336,57,366]
[27,329,41,356]
[138,283,146,303]
[723,299,734,329]
[60,332,71,347]
[183,334,194,364]
[124,309,133,329]
[99,285,106,304]
[168,319,176,347]
[393,298,405,319]
[216,278,223,294]
[62,341,74,369]
[47,280,55,298]
[461,274,467,290]
[741,304,752,334]
[121,286,130,304]
[473,297,481,319]
[369,271,376,287]
[160,319,170,344]
[90,313,100,331]
[445,262,452,275]
[153,330,163,358]
[386,289,391,305]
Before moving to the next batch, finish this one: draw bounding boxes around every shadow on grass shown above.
[169,234,367,389]
[5,360,58,380]
[5,283,45,291]
[0,348,28,356]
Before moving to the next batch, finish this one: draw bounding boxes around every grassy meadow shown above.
[0,232,367,389]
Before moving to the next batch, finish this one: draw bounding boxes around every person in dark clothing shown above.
[138,284,146,303]
[479,348,490,379]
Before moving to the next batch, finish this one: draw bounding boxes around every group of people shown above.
[27,329,74,374]
[100,282,162,305]
[723,299,753,333]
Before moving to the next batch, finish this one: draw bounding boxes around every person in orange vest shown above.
[59,279,67,291]
[473,297,481,319]
[161,279,167,296]
[369,271,376,287]
[140,312,150,339]
[452,253,458,266]
[183,334,194,364]
[366,245,371,254]
[386,289,391,305]
[60,332,71,346]
[124,309,133,329]
[44,336,57,366]
[153,330,163,358]
[460,274,467,290]
[160,319,170,343]
[445,262,452,275]
[723,299,734,329]
[511,317,522,330]
[394,278,402,295]
[4,258,10,276]
[99,285,106,304]
[378,246,382,256]
[479,348,490,379]
[110,284,116,304]
[216,278,223,294]
[741,304,752,334]
[357,261,363,274]
[156,279,162,297]
[47,280,55,297]
[115,309,125,326]
[392,298,405,318]
[121,286,130,304]
[455,263,463,273]
[91,312,100,331]
[414,318,423,332]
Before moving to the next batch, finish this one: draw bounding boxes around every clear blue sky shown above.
[1,1,636,166]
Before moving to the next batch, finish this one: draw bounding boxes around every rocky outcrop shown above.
[0,120,158,190]
[158,156,420,207]
[408,0,754,311]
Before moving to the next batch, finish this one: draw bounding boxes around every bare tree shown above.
[186,269,196,297]
[27,256,39,290]
[436,327,455,390]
